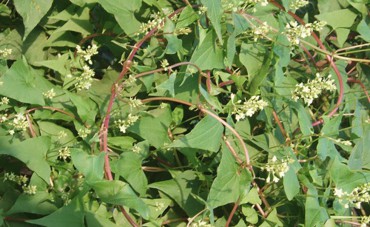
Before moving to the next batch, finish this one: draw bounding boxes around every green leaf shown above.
[0,136,51,183]
[13,0,53,40]
[108,136,136,150]
[36,53,69,75]
[200,0,223,44]
[85,212,118,227]
[331,158,370,192]
[239,43,264,86]
[248,49,273,95]
[290,101,313,136]
[164,19,182,54]
[316,9,357,30]
[240,187,261,205]
[207,142,252,209]
[0,59,45,105]
[349,125,370,170]
[283,167,300,201]
[305,188,329,226]
[357,19,370,42]
[170,115,223,153]
[98,0,142,36]
[149,170,203,216]
[6,192,57,215]
[155,72,177,97]
[199,86,223,111]
[111,152,148,196]
[242,206,258,224]
[90,180,150,220]
[190,31,225,70]
[38,121,76,147]
[68,92,98,125]
[71,149,105,183]
[260,208,284,226]
[27,196,85,227]
[317,116,343,160]
[129,113,171,148]
[176,6,199,29]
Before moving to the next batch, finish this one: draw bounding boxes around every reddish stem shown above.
[99,7,189,226]
[205,70,212,93]
[272,110,290,144]
[225,198,240,227]
[347,78,370,103]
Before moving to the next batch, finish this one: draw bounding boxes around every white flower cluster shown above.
[8,113,28,135]
[0,48,12,58]
[76,44,98,65]
[161,59,169,71]
[232,95,268,121]
[198,6,208,14]
[75,65,95,90]
[174,27,192,36]
[3,172,36,195]
[154,201,165,211]
[0,114,7,123]
[289,0,309,10]
[251,22,270,41]
[361,216,370,227]
[139,12,165,34]
[4,172,28,185]
[22,185,37,195]
[73,44,98,91]
[284,21,326,45]
[115,114,139,134]
[334,183,370,209]
[128,97,143,109]
[43,88,56,99]
[58,131,67,139]
[221,0,245,12]
[132,144,142,153]
[78,127,91,138]
[58,147,71,161]
[246,0,269,7]
[191,220,213,227]
[335,138,352,146]
[263,156,293,183]
[0,97,9,105]
[292,73,336,105]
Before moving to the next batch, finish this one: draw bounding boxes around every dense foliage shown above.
[0,0,369,226]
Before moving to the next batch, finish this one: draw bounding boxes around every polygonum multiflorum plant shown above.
[0,0,369,226]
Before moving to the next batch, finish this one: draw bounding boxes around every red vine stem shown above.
[225,198,240,227]
[99,7,189,226]
[272,110,290,144]
[269,0,344,127]
[347,78,370,103]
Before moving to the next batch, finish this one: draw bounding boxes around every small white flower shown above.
[76,44,98,64]
[22,185,37,195]
[132,144,141,153]
[58,147,71,160]
[115,114,139,134]
[0,48,12,58]
[161,59,169,71]
[232,96,268,121]
[78,128,91,138]
[289,0,309,10]
[58,131,67,139]
[43,89,56,99]
[0,97,9,105]
[292,73,336,105]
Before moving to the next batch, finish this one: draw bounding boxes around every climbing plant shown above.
[0,0,369,226]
